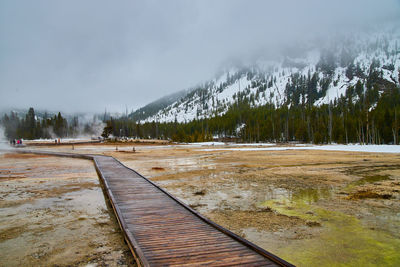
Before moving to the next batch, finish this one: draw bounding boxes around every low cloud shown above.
[1,0,399,113]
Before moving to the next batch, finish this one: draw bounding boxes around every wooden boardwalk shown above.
[13,150,293,266]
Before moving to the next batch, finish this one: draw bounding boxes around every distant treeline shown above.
[3,77,399,144]
[1,108,99,140]
[104,78,400,144]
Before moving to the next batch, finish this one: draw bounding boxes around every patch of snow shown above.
[201,144,400,154]
[187,142,226,146]
[231,143,275,147]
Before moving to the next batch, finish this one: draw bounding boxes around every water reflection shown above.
[353,175,390,185]
[290,188,332,205]
[263,186,332,205]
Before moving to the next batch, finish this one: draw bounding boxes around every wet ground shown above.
[2,143,400,266]
[106,145,400,267]
[0,153,135,267]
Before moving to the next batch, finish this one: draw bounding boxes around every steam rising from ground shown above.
[0,127,11,152]
[42,117,105,140]
[71,114,106,139]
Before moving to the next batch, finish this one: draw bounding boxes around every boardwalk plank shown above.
[93,155,291,266]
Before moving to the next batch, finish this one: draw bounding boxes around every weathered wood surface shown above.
[10,150,293,266]
[93,156,292,267]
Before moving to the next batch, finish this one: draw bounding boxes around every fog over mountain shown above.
[1,0,399,113]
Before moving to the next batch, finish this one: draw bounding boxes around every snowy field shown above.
[201,144,400,153]
[186,142,275,147]
[3,139,400,154]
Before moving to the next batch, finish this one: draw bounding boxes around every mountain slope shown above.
[136,31,400,123]
[129,89,189,121]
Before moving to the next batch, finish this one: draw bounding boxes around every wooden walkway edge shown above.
[10,149,294,267]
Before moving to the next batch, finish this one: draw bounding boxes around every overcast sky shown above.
[1,0,399,114]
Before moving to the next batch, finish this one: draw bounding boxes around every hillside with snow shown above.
[136,30,400,123]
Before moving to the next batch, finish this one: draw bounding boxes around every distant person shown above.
[55,139,57,144]
[12,139,16,146]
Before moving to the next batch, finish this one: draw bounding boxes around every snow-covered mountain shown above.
[136,30,400,123]
[129,89,189,122]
